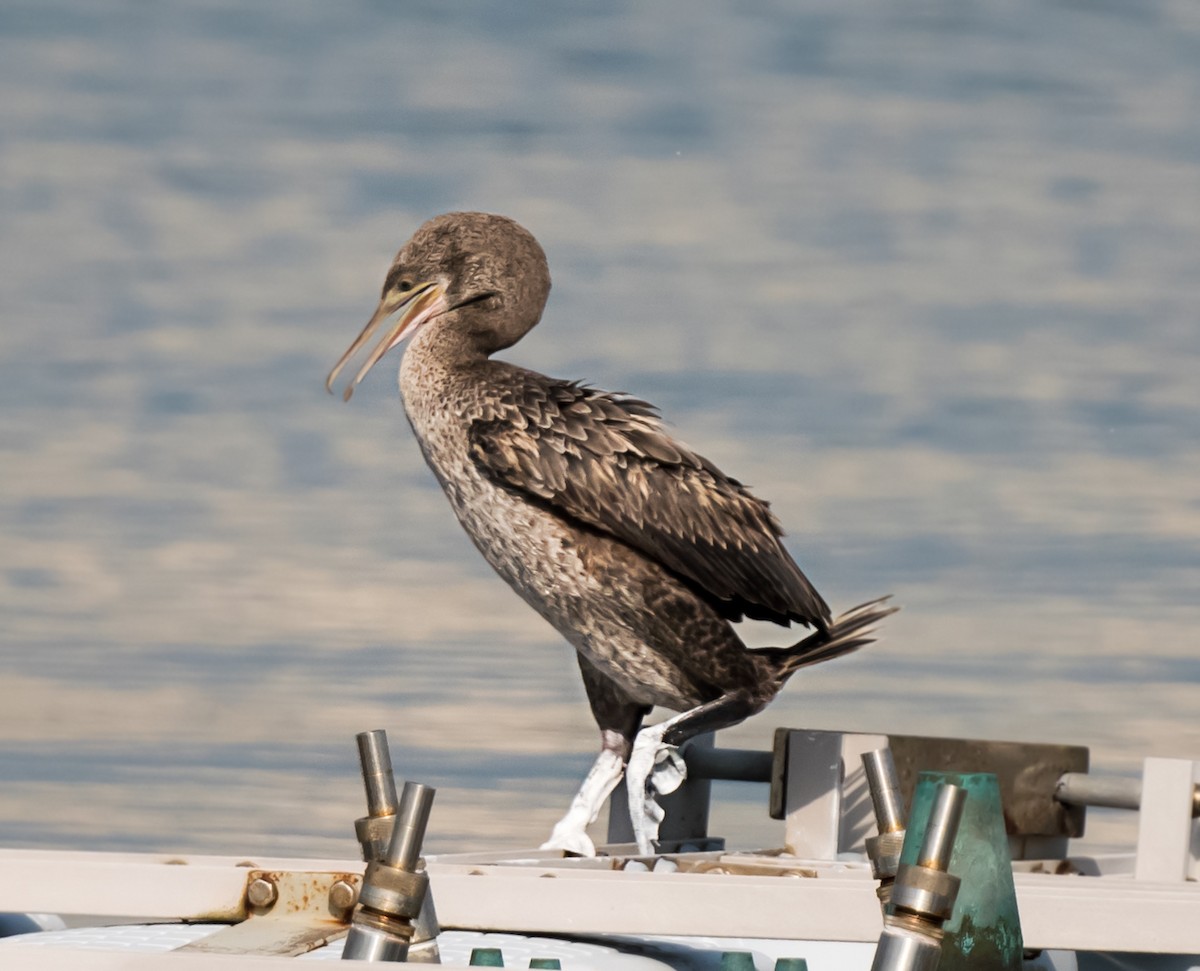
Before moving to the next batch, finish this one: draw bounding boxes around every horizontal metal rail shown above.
[683,745,772,782]
[1055,772,1200,818]
[684,747,1200,818]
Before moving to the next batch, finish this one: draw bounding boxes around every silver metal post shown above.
[871,783,967,971]
[1055,771,1200,817]
[359,730,400,818]
[917,783,964,873]
[392,785,441,962]
[344,742,437,963]
[386,782,435,871]
[342,927,410,963]
[355,731,401,864]
[1055,772,1141,812]
[862,748,906,911]
[863,748,906,835]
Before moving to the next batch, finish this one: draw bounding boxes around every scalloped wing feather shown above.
[468,378,830,627]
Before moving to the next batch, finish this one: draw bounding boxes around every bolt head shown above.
[329,879,359,915]
[246,877,278,909]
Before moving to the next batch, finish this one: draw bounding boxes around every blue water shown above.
[1,0,1198,856]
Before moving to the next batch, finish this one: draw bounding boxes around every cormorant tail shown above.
[757,595,898,683]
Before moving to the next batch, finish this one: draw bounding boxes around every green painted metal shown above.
[901,771,1023,970]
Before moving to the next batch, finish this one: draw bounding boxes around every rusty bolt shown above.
[328,879,359,919]
[246,876,278,909]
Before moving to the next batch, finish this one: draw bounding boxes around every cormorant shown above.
[327,211,895,855]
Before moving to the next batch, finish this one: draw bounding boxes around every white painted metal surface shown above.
[4,845,1200,955]
[781,730,887,858]
[1135,757,1200,883]
[0,849,356,920]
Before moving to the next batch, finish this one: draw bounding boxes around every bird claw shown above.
[540,824,597,857]
[626,726,688,855]
[542,747,626,858]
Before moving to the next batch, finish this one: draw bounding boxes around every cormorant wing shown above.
[467,376,830,627]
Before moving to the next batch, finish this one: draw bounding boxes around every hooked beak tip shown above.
[324,368,347,399]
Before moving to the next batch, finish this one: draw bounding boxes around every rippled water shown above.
[1,0,1198,857]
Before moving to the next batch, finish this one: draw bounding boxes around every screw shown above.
[246,876,278,909]
[328,879,359,918]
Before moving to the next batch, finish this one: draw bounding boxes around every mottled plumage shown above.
[468,377,829,626]
[328,211,895,854]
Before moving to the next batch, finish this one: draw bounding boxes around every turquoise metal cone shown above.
[900,771,1023,970]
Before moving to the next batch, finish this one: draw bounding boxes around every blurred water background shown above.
[1,0,1198,858]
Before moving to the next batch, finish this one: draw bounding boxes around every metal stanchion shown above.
[344,730,439,963]
[870,782,966,971]
[862,747,907,911]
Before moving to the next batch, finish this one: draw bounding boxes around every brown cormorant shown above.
[327,211,895,855]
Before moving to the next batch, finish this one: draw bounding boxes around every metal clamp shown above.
[870,782,967,971]
[343,731,438,964]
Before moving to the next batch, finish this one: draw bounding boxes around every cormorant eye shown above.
[397,280,414,293]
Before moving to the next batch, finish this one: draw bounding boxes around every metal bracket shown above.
[176,869,360,957]
[1134,757,1200,882]
[771,729,1089,853]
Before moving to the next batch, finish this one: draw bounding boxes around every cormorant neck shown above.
[442,298,540,361]
[405,315,485,366]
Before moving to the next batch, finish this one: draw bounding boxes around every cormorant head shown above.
[327,211,552,401]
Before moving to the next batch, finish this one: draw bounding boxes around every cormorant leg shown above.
[542,655,648,856]
[541,729,630,856]
[626,692,760,855]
